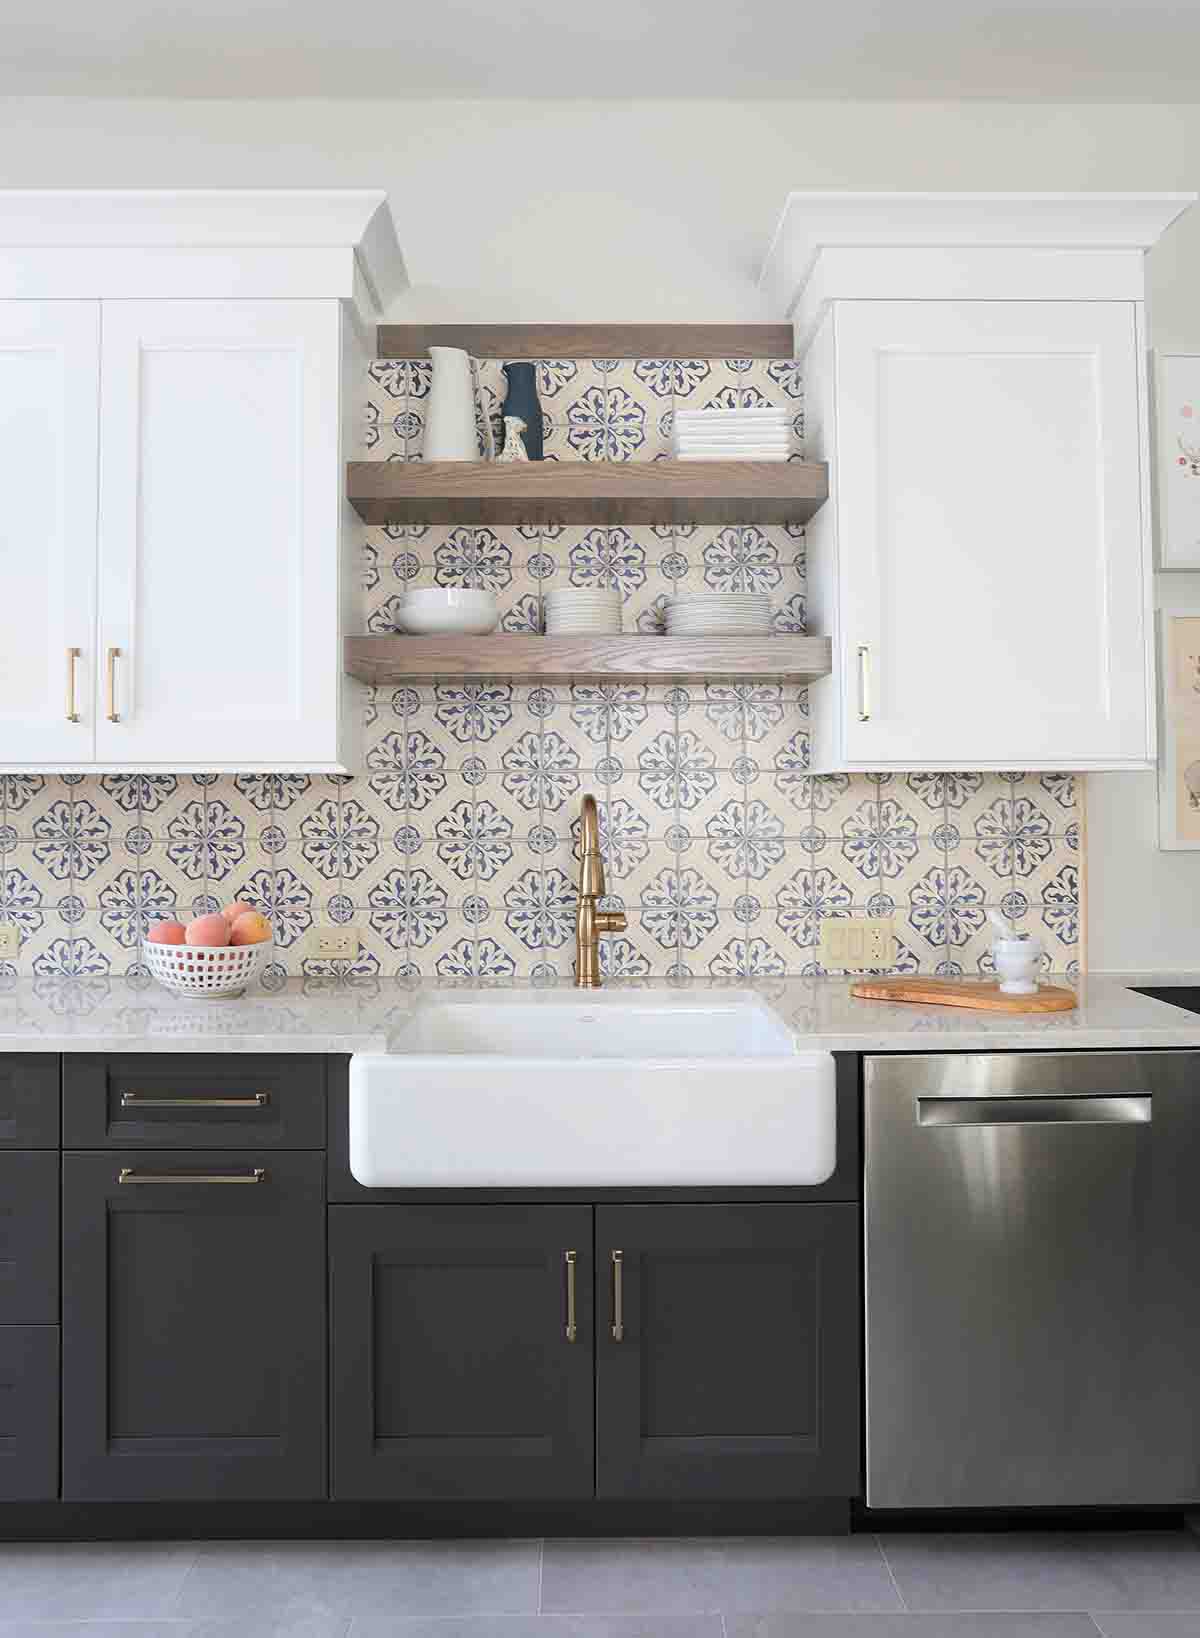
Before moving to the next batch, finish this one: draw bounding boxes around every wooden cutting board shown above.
[850,976,1077,1013]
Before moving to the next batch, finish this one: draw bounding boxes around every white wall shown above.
[3,94,1199,968]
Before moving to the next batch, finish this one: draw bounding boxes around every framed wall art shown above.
[1158,608,1200,849]
[1157,353,1200,570]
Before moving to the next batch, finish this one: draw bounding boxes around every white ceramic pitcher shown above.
[425,346,478,460]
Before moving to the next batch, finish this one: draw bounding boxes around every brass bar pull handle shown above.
[119,1092,270,1110]
[856,643,871,723]
[564,1249,577,1343]
[65,647,81,723]
[118,1167,265,1185]
[106,646,121,723]
[611,1249,624,1342]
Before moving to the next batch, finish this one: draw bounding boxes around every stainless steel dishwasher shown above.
[865,1051,1200,1510]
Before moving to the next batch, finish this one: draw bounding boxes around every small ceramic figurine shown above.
[497,415,529,462]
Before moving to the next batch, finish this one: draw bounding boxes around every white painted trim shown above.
[792,247,1148,356]
[762,190,1195,318]
[0,189,406,314]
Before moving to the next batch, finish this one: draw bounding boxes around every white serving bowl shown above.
[400,588,498,636]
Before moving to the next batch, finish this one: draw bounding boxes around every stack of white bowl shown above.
[673,408,792,462]
[666,593,772,635]
[544,587,622,636]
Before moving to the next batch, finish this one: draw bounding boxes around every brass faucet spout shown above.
[575,793,626,988]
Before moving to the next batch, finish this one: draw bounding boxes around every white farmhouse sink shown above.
[349,990,836,1189]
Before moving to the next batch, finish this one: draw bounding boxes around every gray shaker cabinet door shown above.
[330,1205,594,1501]
[595,1204,861,1500]
[62,1149,326,1501]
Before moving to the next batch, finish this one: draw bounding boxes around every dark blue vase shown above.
[501,362,544,460]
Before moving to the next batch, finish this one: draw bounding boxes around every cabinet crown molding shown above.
[0,189,406,314]
[760,190,1196,319]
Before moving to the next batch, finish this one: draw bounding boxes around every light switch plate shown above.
[0,925,17,958]
[820,916,896,971]
[308,926,359,960]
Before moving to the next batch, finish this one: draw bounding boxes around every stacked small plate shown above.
[544,587,622,635]
[666,593,772,635]
[673,408,792,462]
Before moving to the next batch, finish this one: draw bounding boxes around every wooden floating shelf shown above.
[377,322,796,360]
[345,634,833,686]
[347,460,827,527]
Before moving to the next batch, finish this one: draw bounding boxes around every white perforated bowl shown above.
[142,937,273,998]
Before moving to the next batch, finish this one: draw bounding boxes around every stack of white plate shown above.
[666,594,772,635]
[673,408,792,462]
[544,587,622,635]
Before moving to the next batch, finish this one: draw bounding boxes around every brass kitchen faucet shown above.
[574,793,627,988]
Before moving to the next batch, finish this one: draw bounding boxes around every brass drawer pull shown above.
[65,646,81,723]
[611,1249,624,1343]
[564,1249,577,1343]
[119,1092,270,1110]
[118,1167,265,1185]
[106,646,121,723]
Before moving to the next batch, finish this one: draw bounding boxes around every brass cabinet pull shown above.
[118,1167,265,1185]
[65,647,81,723]
[611,1249,624,1342]
[856,643,871,722]
[119,1092,270,1110]
[105,646,121,723]
[564,1249,577,1343]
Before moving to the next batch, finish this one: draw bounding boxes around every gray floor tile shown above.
[0,1622,349,1637]
[880,1532,1200,1613]
[1092,1619,1200,1636]
[0,1544,196,1621]
[349,1618,724,1637]
[725,1616,1103,1636]
[539,1536,902,1615]
[173,1540,541,1622]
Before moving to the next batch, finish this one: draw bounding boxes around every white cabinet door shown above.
[831,300,1150,770]
[0,302,100,767]
[95,301,342,768]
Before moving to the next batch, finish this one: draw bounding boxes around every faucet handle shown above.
[595,910,627,935]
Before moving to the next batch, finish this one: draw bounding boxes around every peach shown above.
[148,920,186,945]
[221,900,256,925]
[185,912,230,947]
[229,910,272,946]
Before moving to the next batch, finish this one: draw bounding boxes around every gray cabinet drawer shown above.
[0,1057,59,1149]
[0,1152,58,1325]
[63,1055,326,1149]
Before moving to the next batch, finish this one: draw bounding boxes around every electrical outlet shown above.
[819,916,896,971]
[308,926,360,960]
[0,925,18,958]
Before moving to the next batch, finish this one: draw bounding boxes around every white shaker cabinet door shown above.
[0,302,100,767]
[831,300,1151,770]
[94,301,342,768]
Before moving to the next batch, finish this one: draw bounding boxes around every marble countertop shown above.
[0,971,1199,1054]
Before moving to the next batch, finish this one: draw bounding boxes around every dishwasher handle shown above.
[918,1095,1151,1128]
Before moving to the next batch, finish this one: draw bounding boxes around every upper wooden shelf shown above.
[345,634,832,686]
[377,322,796,360]
[347,460,827,527]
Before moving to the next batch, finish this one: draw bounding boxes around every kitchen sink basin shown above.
[349,990,836,1189]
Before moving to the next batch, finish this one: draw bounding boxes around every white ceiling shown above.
[3,0,1200,99]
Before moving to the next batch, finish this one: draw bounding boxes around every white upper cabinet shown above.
[95,300,342,767]
[0,190,405,772]
[762,191,1195,772]
[0,302,99,765]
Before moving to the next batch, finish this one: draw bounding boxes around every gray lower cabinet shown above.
[0,1326,59,1500]
[595,1204,861,1500]
[330,1205,595,1500]
[62,1149,326,1502]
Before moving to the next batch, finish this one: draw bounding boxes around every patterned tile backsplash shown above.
[0,356,1082,983]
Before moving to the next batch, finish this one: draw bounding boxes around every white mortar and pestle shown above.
[987,910,1043,995]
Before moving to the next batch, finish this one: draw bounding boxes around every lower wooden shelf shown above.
[345,634,832,685]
